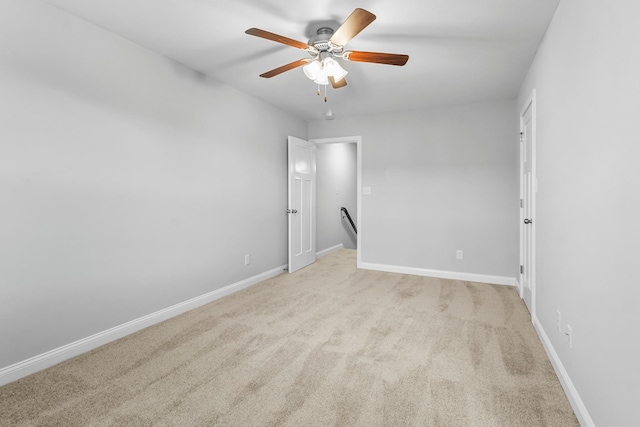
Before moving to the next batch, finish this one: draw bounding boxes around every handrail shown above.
[340,207,357,235]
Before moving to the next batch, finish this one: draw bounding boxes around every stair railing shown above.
[340,207,357,235]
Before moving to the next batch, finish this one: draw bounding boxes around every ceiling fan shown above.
[245,8,409,101]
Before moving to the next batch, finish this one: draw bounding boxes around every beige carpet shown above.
[1,249,578,426]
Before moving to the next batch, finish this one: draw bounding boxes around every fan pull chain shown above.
[314,84,328,102]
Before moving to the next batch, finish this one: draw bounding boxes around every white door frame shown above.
[309,136,362,268]
[519,89,537,321]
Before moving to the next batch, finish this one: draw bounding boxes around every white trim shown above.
[533,316,595,427]
[514,277,522,297]
[0,264,286,387]
[360,262,516,286]
[316,243,344,258]
[309,136,362,269]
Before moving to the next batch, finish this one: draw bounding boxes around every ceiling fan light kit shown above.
[245,8,409,102]
[303,57,348,85]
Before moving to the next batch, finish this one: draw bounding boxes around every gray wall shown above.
[517,0,640,425]
[316,142,357,251]
[0,0,306,368]
[309,100,519,278]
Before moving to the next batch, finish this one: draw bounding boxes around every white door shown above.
[520,92,536,317]
[288,136,316,273]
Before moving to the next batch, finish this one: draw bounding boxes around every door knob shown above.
[524,219,532,224]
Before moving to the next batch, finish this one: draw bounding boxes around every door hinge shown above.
[519,131,523,142]
[520,265,524,274]
[520,199,523,208]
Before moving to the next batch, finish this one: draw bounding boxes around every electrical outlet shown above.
[566,325,572,348]
[557,310,562,332]
[456,250,463,260]
[244,254,251,265]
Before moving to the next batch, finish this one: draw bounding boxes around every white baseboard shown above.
[359,262,516,286]
[533,316,595,427]
[316,243,344,258]
[0,264,286,387]
[515,277,523,297]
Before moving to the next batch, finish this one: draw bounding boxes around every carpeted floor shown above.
[0,249,578,426]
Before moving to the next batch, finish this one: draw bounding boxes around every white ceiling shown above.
[43,0,560,121]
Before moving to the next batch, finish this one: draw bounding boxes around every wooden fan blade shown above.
[344,51,409,66]
[259,59,309,78]
[329,8,376,47]
[245,28,311,50]
[330,76,348,89]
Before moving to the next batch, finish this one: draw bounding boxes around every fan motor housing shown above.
[308,27,341,53]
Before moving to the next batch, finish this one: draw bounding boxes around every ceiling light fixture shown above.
[302,57,348,102]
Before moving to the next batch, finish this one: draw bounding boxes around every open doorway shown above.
[311,136,362,267]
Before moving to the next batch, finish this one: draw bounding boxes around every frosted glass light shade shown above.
[314,74,329,85]
[303,60,322,80]
[323,58,348,82]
